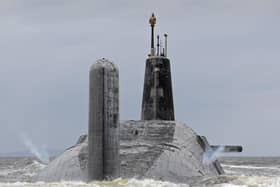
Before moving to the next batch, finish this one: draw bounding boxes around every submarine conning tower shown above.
[141,13,175,120]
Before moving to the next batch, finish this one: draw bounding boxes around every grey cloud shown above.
[0,0,280,156]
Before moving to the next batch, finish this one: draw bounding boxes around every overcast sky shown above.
[0,0,280,156]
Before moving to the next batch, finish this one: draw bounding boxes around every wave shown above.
[221,164,280,171]
[198,175,280,187]
[0,178,190,187]
[0,160,46,182]
[1,176,280,187]
[217,175,280,187]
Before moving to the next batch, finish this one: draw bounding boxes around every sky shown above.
[0,0,280,156]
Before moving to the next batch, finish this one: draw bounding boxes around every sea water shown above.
[1,157,280,187]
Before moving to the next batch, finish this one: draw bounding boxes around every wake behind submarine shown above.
[35,14,242,183]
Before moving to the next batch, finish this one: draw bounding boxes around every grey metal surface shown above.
[35,121,222,183]
[211,145,243,153]
[141,57,175,120]
[102,60,120,180]
[197,136,224,175]
[88,60,104,181]
[88,59,120,181]
[119,120,175,178]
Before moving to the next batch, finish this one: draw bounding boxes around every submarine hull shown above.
[35,121,223,183]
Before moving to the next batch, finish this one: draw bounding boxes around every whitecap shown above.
[221,164,280,171]
[0,178,190,187]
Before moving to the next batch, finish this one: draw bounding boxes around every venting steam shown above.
[20,133,50,164]
[203,146,225,165]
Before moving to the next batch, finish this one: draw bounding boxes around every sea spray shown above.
[20,133,50,164]
[203,146,225,165]
[0,179,191,187]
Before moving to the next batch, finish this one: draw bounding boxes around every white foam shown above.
[0,178,190,187]
[223,169,239,175]
[0,160,47,180]
[222,164,280,171]
[218,175,280,187]
[2,176,280,187]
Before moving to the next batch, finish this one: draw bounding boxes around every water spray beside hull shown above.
[197,136,243,171]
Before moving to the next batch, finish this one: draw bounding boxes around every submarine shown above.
[35,14,242,183]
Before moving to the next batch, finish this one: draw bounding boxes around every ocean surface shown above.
[0,157,280,187]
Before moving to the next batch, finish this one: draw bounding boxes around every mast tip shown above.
[149,13,156,27]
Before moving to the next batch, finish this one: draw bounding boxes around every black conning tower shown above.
[141,14,175,121]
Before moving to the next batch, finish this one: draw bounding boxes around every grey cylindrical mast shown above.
[156,35,160,56]
[88,58,120,181]
[164,34,168,57]
[149,13,156,56]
